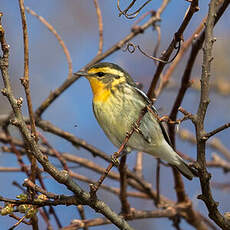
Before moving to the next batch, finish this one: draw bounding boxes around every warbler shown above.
[76,62,197,180]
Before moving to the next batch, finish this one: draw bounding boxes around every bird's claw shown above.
[111,153,120,166]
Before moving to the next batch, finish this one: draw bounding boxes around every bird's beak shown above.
[74,71,89,76]
[74,71,96,78]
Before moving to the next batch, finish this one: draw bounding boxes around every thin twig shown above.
[90,104,150,195]
[147,0,199,99]
[132,10,155,28]
[133,152,143,178]
[1,143,172,202]
[203,123,230,140]
[3,127,30,174]
[117,0,153,19]
[0,14,134,230]
[172,168,188,203]
[18,1,38,142]
[123,42,181,64]
[0,167,24,172]
[77,205,88,230]
[18,3,39,213]
[178,128,230,161]
[9,215,27,230]
[69,171,149,199]
[119,155,131,215]
[93,0,103,56]
[156,159,160,205]
[38,132,69,171]
[196,0,230,229]
[23,179,60,200]
[155,16,206,97]
[200,214,219,230]
[26,7,73,79]
[34,0,169,118]
[164,14,207,208]
[62,202,196,230]
[153,24,161,65]
[208,154,230,173]
[9,214,31,226]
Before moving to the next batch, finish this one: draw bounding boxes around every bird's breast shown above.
[88,78,111,103]
[92,91,127,147]
[92,84,165,151]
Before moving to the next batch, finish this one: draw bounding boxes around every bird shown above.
[76,62,197,180]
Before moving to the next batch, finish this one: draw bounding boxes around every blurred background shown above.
[0,0,230,229]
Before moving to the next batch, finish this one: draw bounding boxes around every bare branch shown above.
[155,16,206,97]
[123,42,181,64]
[18,4,39,214]
[203,123,230,140]
[178,128,230,161]
[26,7,73,79]
[147,0,199,99]
[18,1,38,142]
[34,0,169,118]
[90,104,151,195]
[133,152,143,178]
[117,0,153,19]
[119,155,131,215]
[0,14,135,230]
[196,0,230,228]
[93,0,103,55]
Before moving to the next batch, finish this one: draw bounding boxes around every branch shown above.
[117,0,153,19]
[147,0,199,99]
[178,128,230,161]
[0,195,79,207]
[90,104,150,195]
[208,154,230,173]
[155,16,206,97]
[203,123,230,140]
[62,201,205,230]
[119,155,131,215]
[133,151,143,178]
[26,7,73,79]
[93,0,103,55]
[34,0,169,118]
[0,14,134,230]
[196,0,230,229]
[18,2,39,208]
[62,206,178,229]
[18,0,37,142]
[0,129,164,199]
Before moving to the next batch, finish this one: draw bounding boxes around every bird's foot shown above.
[111,153,120,167]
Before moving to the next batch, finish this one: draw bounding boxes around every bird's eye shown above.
[97,72,105,77]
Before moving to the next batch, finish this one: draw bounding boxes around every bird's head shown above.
[75,62,136,102]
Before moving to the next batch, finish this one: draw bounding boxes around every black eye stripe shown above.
[96,71,122,79]
[97,72,105,77]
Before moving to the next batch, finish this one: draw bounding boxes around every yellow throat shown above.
[87,77,110,103]
[86,66,126,103]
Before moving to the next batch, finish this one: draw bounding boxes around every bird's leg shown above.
[111,149,129,166]
[131,121,151,143]
[130,121,143,138]
[111,153,120,167]
[90,111,145,196]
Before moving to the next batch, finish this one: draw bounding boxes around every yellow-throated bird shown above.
[76,62,197,180]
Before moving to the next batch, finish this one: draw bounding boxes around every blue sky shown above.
[0,1,230,229]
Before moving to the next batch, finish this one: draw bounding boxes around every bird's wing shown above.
[158,122,173,147]
[134,87,158,114]
[133,87,173,147]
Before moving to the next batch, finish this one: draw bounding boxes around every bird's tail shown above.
[149,140,198,180]
[172,158,198,180]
